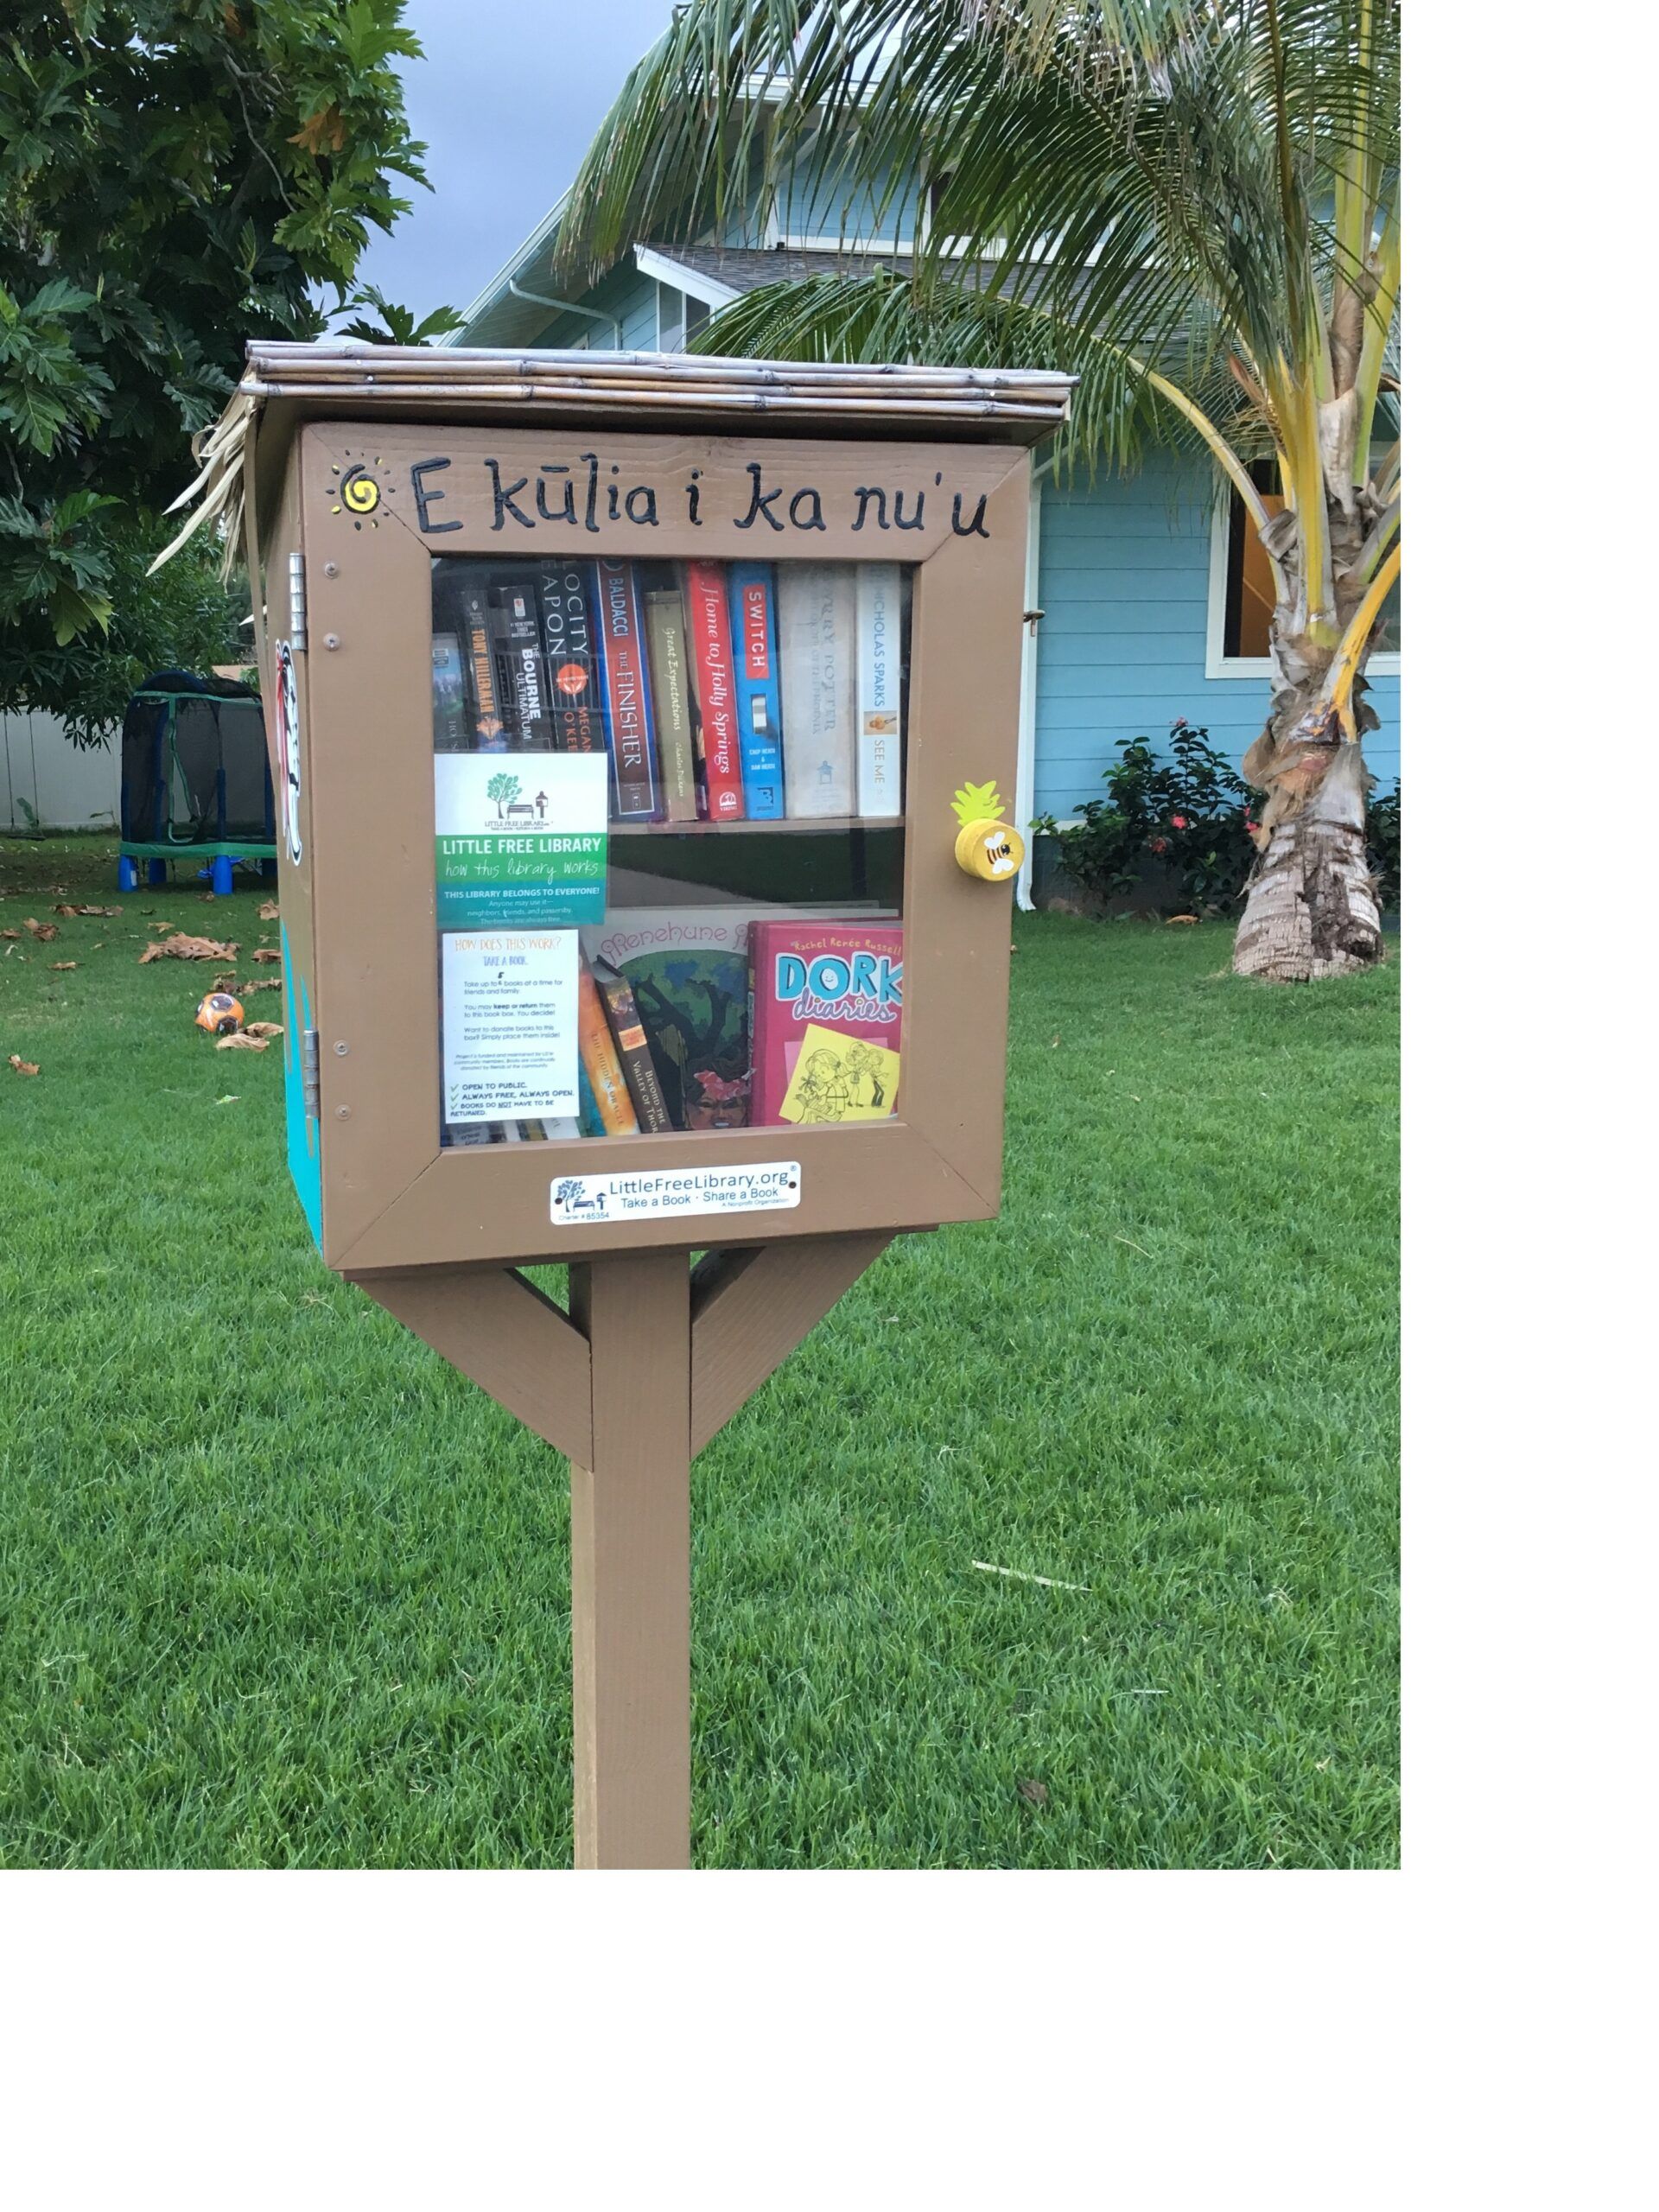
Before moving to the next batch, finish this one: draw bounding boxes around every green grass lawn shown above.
[1,834,1398,1868]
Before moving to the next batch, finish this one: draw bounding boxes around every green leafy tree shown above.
[1,0,443,741]
[486,772,521,818]
[557,0,1399,982]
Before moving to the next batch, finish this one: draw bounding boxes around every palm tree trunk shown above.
[1233,719,1382,982]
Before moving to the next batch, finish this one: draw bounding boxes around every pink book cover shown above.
[749,921,904,1126]
[683,558,746,820]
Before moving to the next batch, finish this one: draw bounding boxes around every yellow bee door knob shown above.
[954,817,1026,882]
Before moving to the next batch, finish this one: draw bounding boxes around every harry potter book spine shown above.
[683,558,746,821]
[591,958,673,1133]
[643,583,699,822]
[576,962,640,1136]
[591,558,661,820]
[537,561,605,754]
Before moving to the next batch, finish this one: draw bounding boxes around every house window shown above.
[1208,456,1402,677]
[655,283,710,353]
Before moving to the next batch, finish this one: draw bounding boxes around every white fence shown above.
[1,711,119,833]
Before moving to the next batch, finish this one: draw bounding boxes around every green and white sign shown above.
[434,752,608,928]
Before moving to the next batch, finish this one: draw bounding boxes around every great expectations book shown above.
[537,561,605,754]
[488,574,554,749]
[590,957,674,1132]
[580,909,752,1129]
[643,578,699,822]
[591,559,661,820]
[456,575,506,750]
[855,563,904,817]
[777,563,856,817]
[748,919,903,1126]
[728,561,785,819]
[683,558,746,820]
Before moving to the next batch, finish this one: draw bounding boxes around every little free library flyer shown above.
[434,752,607,928]
[442,929,580,1125]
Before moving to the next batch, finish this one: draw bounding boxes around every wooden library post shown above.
[171,340,1071,1869]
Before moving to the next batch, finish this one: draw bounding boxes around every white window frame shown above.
[1205,492,1401,681]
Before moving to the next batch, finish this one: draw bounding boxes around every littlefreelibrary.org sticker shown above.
[550,1162,801,1225]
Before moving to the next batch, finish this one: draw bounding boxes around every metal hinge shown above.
[288,551,308,652]
[302,1027,321,1122]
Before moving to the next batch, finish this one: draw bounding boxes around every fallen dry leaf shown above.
[54,902,120,917]
[137,934,238,964]
[244,1020,283,1039]
[1017,1778,1049,1808]
[22,918,58,941]
[49,961,77,970]
[1165,913,1199,926]
[0,928,19,941]
[9,1054,41,1077]
[258,899,279,920]
[216,1031,268,1051]
[251,946,281,963]
[238,977,281,994]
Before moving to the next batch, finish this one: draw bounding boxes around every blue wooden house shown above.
[449,153,1399,905]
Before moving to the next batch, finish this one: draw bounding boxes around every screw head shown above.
[333,1040,349,1056]
[323,561,340,578]
[335,1104,351,1119]
[323,633,340,651]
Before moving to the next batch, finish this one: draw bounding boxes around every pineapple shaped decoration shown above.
[950,780,1025,883]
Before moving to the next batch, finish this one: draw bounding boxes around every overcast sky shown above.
[351,1,681,324]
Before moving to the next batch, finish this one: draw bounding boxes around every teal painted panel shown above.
[1033,458,1400,824]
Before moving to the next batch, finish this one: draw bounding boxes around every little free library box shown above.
[182,341,1071,1866]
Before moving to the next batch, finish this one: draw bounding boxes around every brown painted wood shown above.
[567,1252,693,1870]
[352,1267,593,1466]
[690,1235,893,1456]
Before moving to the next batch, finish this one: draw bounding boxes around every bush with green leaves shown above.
[1036,721,1260,915]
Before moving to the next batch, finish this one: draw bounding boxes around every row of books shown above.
[442,911,903,1143]
[431,557,907,824]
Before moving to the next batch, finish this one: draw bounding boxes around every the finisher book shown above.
[591,558,661,819]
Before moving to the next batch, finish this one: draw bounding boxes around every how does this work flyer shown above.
[442,929,580,1127]
[434,751,608,929]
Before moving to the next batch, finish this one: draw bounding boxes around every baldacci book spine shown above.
[855,562,904,817]
[457,577,507,750]
[728,562,785,819]
[683,558,746,820]
[591,558,661,820]
[643,583,699,822]
[576,962,640,1135]
[537,561,605,753]
[489,575,555,749]
[777,563,855,817]
[591,958,673,1134]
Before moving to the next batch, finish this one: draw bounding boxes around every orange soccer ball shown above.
[194,991,245,1036]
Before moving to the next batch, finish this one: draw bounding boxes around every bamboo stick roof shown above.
[152,340,1074,576]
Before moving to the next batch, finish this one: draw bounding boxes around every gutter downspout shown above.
[507,280,622,348]
[1014,454,1053,912]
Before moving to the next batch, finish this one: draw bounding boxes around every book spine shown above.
[777,564,855,817]
[643,587,699,822]
[592,559,661,819]
[593,961,674,1133]
[683,559,746,821]
[457,578,507,750]
[537,562,605,753]
[728,562,785,819]
[747,921,777,1125]
[855,562,904,817]
[490,577,555,748]
[576,963,640,1135]
[431,632,468,751]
